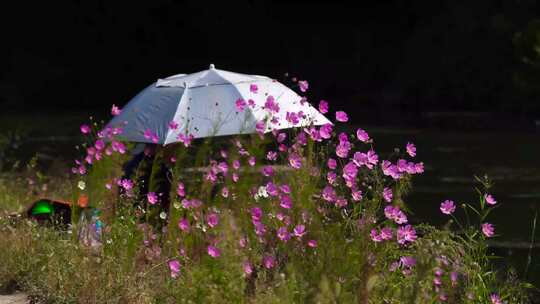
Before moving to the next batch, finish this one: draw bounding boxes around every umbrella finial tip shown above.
[209,63,215,69]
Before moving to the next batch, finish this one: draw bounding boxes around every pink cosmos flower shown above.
[482,223,495,237]
[288,153,302,169]
[298,80,309,92]
[406,142,416,157]
[450,271,458,286]
[95,139,105,150]
[280,194,293,209]
[397,159,408,172]
[319,100,329,114]
[236,98,247,111]
[277,227,291,242]
[111,141,126,154]
[336,142,351,158]
[254,222,267,236]
[248,156,256,166]
[353,151,378,169]
[343,161,358,179]
[262,165,274,177]
[80,124,91,134]
[384,205,408,224]
[336,111,348,122]
[352,189,363,201]
[218,161,229,175]
[440,200,456,215]
[280,184,291,194]
[277,132,287,143]
[322,186,337,202]
[490,293,502,304]
[168,120,178,130]
[239,237,248,248]
[177,133,194,147]
[335,197,348,207]
[327,171,337,185]
[307,239,318,248]
[293,224,306,238]
[255,120,266,135]
[356,128,369,142]
[383,187,393,203]
[338,132,348,143]
[147,192,158,205]
[168,259,181,278]
[111,104,122,116]
[221,186,229,198]
[267,151,278,161]
[251,207,263,222]
[370,229,382,242]
[380,227,393,240]
[177,182,185,197]
[207,245,221,258]
[266,182,279,196]
[296,132,308,146]
[250,84,258,93]
[397,225,417,244]
[400,256,416,268]
[327,158,337,170]
[243,261,253,276]
[264,96,280,113]
[207,213,219,228]
[232,159,241,170]
[485,194,497,205]
[319,124,333,139]
[178,218,190,232]
[263,255,275,269]
[232,172,239,182]
[78,165,87,175]
[120,179,133,191]
[144,129,153,139]
[367,150,379,166]
[286,111,300,125]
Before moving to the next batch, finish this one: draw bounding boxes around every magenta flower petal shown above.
[298,80,309,92]
[440,200,456,215]
[482,223,495,237]
[235,98,247,112]
[147,192,158,205]
[336,111,348,122]
[319,100,329,114]
[207,245,221,258]
[80,124,91,134]
[356,128,369,142]
[168,259,181,278]
[178,218,190,232]
[207,213,219,228]
[406,142,416,157]
[485,194,497,205]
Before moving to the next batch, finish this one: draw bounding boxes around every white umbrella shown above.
[106,64,331,145]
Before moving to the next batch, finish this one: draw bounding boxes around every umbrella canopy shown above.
[106,64,331,145]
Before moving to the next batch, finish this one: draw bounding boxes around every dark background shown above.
[2,0,540,129]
